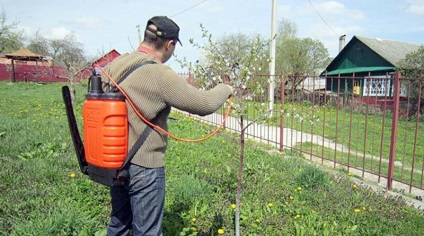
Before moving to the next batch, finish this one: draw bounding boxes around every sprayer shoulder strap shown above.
[116,60,157,172]
[119,115,159,171]
[117,60,156,84]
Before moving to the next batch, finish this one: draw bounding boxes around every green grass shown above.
[295,142,424,188]
[0,81,423,235]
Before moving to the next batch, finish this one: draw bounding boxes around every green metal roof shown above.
[326,66,394,75]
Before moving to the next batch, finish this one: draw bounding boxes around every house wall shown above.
[92,50,120,68]
[326,77,354,94]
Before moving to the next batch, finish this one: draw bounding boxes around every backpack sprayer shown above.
[62,62,232,187]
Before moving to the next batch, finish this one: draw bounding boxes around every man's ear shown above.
[166,40,175,50]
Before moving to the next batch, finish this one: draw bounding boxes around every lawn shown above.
[0,81,423,235]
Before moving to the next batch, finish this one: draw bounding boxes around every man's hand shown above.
[226,84,234,96]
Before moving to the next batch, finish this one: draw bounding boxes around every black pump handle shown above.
[61,86,88,175]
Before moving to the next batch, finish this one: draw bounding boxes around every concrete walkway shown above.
[176,110,424,210]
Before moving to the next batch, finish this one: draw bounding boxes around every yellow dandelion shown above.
[70,172,76,178]
[352,184,357,189]
[294,214,301,219]
[191,217,196,223]
[268,203,273,207]
[297,187,302,191]
[255,219,261,223]
[231,204,236,209]
[217,228,225,235]
[190,227,197,232]
[354,208,361,213]
[289,196,294,200]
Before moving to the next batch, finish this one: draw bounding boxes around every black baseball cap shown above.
[146,16,182,46]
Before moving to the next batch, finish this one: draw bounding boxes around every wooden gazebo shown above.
[4,48,44,82]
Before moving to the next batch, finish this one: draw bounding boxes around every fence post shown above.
[279,73,285,152]
[387,72,401,190]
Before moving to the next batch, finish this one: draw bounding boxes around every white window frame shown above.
[363,75,392,97]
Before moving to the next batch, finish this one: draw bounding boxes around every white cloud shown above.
[317,1,345,12]
[407,1,424,15]
[48,27,72,39]
[315,1,365,20]
[46,27,82,42]
[16,25,36,36]
[73,17,106,28]
[197,0,224,13]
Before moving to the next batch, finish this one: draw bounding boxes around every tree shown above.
[27,31,50,56]
[27,32,87,101]
[51,34,88,101]
[397,46,424,114]
[0,9,24,53]
[275,19,330,92]
[179,25,273,236]
[178,24,270,98]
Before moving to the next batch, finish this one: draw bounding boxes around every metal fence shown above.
[178,72,423,194]
[0,64,69,82]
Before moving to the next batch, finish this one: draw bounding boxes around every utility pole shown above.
[268,0,277,116]
[136,25,141,45]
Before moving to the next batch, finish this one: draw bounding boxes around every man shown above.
[102,16,232,235]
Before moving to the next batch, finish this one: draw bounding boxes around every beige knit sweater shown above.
[101,50,232,168]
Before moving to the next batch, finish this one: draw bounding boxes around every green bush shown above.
[295,164,332,189]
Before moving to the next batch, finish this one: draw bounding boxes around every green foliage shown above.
[397,46,424,78]
[1,81,423,235]
[17,142,68,160]
[275,19,330,90]
[295,164,332,189]
[168,174,215,212]
[396,45,424,103]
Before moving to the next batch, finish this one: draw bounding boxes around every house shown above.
[92,49,121,74]
[323,36,421,99]
[75,49,121,80]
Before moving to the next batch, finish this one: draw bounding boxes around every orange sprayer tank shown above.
[83,77,128,169]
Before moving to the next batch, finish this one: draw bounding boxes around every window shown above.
[363,75,407,97]
[363,75,392,97]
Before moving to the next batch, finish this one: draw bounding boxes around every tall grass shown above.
[0,81,423,235]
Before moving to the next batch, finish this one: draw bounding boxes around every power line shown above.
[171,0,207,18]
[308,0,339,37]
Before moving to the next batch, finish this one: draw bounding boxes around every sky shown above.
[1,0,423,70]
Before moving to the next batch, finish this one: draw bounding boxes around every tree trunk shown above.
[235,115,245,236]
[69,79,76,103]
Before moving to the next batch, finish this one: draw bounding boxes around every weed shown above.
[295,164,332,189]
